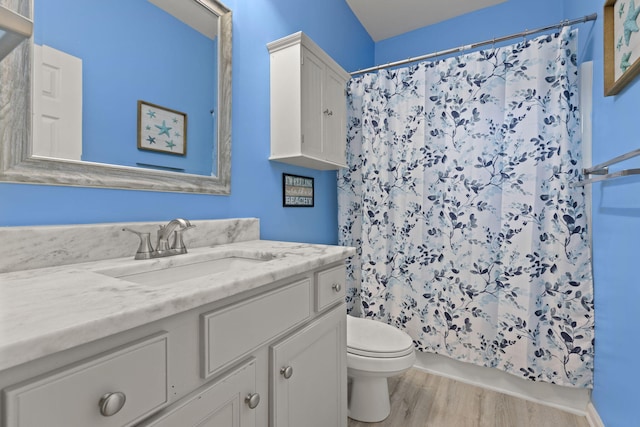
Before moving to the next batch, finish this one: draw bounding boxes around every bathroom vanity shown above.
[0,219,354,427]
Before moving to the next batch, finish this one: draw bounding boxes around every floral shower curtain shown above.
[338,28,594,388]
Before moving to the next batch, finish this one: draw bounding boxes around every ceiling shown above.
[346,0,508,42]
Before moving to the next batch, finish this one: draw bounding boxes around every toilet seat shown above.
[347,315,414,358]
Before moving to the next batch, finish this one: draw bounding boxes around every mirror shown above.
[0,0,231,194]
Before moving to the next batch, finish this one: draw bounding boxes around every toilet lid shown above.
[347,315,414,358]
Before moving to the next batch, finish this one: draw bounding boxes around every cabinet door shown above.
[300,47,325,160]
[271,305,347,427]
[138,359,259,427]
[323,67,347,166]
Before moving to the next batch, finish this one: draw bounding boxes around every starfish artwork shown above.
[155,120,173,137]
[620,51,632,72]
[624,0,640,46]
[620,2,626,18]
[138,101,186,155]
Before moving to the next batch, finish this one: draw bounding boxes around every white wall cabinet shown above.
[0,264,348,427]
[268,32,350,170]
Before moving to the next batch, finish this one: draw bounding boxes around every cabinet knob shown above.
[245,392,260,409]
[332,283,342,292]
[99,392,126,417]
[323,109,333,116]
[280,365,294,379]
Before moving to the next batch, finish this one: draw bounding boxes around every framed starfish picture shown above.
[605,0,640,95]
[137,100,187,155]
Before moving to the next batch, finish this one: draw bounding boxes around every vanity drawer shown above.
[201,278,311,378]
[3,333,168,427]
[315,265,346,312]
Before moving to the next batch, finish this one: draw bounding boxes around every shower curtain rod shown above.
[350,13,598,76]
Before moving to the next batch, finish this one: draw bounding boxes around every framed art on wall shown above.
[137,100,187,155]
[604,0,640,95]
[283,173,314,207]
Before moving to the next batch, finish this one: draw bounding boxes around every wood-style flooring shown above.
[348,369,589,427]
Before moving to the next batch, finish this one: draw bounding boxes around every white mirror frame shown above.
[0,0,232,194]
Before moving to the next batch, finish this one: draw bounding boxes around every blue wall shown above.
[375,0,563,65]
[1,0,373,245]
[565,0,640,426]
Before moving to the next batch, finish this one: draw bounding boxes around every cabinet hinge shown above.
[301,134,304,145]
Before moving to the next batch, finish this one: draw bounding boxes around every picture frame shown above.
[137,100,187,155]
[604,0,640,95]
[283,173,314,207]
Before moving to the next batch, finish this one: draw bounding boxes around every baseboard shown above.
[586,402,605,427]
[412,352,590,416]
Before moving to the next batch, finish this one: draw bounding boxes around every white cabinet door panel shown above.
[271,305,347,427]
[139,359,258,427]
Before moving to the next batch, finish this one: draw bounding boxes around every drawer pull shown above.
[99,392,126,417]
[280,365,294,379]
[332,283,342,292]
[245,393,260,409]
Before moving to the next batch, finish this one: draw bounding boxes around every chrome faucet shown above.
[124,218,195,260]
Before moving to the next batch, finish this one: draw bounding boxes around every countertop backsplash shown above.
[0,218,260,273]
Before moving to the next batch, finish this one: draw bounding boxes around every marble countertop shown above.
[0,239,355,372]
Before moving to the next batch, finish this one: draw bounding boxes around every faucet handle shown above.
[122,228,154,260]
[172,224,196,254]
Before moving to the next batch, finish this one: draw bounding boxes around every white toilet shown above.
[346,315,416,422]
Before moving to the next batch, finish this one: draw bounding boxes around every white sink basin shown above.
[115,256,265,285]
[96,250,277,285]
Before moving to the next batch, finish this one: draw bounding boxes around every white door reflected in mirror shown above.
[32,45,82,161]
